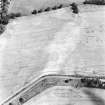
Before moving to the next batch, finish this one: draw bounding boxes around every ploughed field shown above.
[0,4,105,105]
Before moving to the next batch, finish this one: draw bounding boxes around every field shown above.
[8,0,84,15]
[0,3,105,105]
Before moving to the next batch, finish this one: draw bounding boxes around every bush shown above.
[83,0,105,5]
[83,1,87,4]
[6,13,22,21]
[31,10,37,14]
[0,24,5,35]
[0,16,9,25]
[38,9,43,13]
[57,4,63,9]
[8,13,15,19]
[44,7,50,12]
[15,13,21,17]
[52,6,57,10]
[70,3,79,14]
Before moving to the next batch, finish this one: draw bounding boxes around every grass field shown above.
[0,4,105,105]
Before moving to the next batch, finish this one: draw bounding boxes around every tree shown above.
[0,0,9,35]
[70,3,79,14]
[83,0,105,5]
[0,0,9,25]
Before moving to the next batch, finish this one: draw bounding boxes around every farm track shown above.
[2,74,105,105]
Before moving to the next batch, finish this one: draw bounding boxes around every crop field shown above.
[0,2,105,105]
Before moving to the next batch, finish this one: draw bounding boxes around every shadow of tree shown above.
[83,89,105,105]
